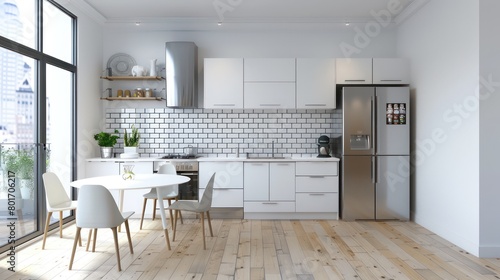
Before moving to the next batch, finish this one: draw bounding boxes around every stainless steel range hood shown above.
[165,42,198,108]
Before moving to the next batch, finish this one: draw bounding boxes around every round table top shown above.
[70,174,190,190]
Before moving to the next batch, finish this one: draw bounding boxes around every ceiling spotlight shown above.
[345,22,350,26]
[135,21,141,26]
[217,22,222,26]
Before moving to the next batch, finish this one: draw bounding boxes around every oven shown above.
[154,157,199,201]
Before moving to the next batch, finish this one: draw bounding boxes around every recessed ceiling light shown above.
[135,22,141,26]
[345,22,350,26]
[217,22,222,26]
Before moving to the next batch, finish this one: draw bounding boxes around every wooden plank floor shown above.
[0,214,499,279]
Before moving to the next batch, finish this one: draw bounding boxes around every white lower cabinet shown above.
[295,162,339,218]
[199,162,244,207]
[244,162,296,215]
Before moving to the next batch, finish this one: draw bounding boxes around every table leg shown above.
[118,189,124,232]
[156,187,171,250]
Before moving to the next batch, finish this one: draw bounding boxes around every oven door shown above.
[177,171,198,201]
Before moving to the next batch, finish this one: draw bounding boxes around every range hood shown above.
[165,42,198,108]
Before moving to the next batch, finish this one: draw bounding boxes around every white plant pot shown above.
[124,147,138,154]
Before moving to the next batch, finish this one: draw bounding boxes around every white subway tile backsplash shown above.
[105,108,341,156]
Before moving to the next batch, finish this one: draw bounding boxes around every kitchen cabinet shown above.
[203,58,244,108]
[372,58,410,84]
[199,161,243,207]
[336,58,373,84]
[99,75,165,101]
[85,160,154,216]
[244,83,296,108]
[244,162,295,213]
[244,58,295,82]
[296,58,336,109]
[336,58,410,85]
[295,162,339,214]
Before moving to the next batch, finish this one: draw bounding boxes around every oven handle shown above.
[177,172,198,176]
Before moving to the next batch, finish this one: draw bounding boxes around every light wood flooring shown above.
[0,214,499,279]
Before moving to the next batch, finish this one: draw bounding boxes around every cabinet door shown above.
[336,58,372,84]
[270,162,295,201]
[199,188,243,207]
[85,161,119,177]
[244,58,295,82]
[204,58,244,108]
[199,161,244,189]
[244,83,296,108]
[296,58,336,109]
[373,58,410,84]
[243,162,269,201]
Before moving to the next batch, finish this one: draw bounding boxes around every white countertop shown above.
[87,156,340,162]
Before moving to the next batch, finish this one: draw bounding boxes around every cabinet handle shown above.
[309,193,325,196]
[276,163,290,166]
[345,79,366,82]
[213,104,235,106]
[304,104,326,106]
[380,79,402,82]
[260,104,280,106]
[262,202,278,205]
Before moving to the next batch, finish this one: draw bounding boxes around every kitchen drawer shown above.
[244,201,295,212]
[296,176,338,192]
[200,188,243,207]
[296,193,338,212]
[296,162,338,176]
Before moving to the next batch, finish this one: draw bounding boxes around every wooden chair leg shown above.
[59,211,64,238]
[152,199,157,221]
[140,198,148,230]
[92,228,98,252]
[200,212,206,250]
[206,211,213,237]
[176,197,184,224]
[111,227,122,271]
[167,199,174,228]
[69,227,81,270]
[75,209,82,247]
[173,210,179,241]
[42,212,52,250]
[124,220,134,254]
[86,229,92,251]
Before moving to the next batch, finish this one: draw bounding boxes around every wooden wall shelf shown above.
[100,97,165,101]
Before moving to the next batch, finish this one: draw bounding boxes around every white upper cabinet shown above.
[244,83,296,109]
[296,58,336,109]
[244,58,296,82]
[204,58,243,109]
[336,58,373,84]
[372,58,410,84]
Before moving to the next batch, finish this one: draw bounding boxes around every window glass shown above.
[0,0,36,49]
[43,0,73,63]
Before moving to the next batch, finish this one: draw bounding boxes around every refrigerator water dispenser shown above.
[350,135,370,150]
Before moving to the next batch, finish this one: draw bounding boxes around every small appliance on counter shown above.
[317,135,331,158]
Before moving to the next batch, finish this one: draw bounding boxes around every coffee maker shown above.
[317,135,331,158]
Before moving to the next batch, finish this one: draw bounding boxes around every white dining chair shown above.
[171,172,215,250]
[69,184,134,272]
[41,172,80,250]
[139,163,183,229]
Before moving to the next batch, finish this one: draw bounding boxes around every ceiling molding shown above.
[394,0,431,25]
[59,0,107,25]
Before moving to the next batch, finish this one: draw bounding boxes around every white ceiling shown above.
[79,0,429,31]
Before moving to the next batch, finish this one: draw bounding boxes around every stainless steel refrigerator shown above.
[335,86,410,221]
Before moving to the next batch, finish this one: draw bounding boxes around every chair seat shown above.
[122,211,134,220]
[143,190,178,199]
[48,201,78,212]
[169,200,207,213]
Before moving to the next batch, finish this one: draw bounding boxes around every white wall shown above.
[397,1,481,255]
[479,0,500,257]
[57,1,104,179]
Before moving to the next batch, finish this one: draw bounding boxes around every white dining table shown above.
[70,173,190,250]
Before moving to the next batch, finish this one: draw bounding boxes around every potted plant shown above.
[123,125,140,155]
[1,148,35,198]
[94,129,119,158]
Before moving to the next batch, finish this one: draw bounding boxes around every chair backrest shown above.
[199,173,216,211]
[156,163,178,197]
[76,184,125,228]
[42,172,71,207]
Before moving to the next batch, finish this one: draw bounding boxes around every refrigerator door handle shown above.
[371,95,376,154]
[371,156,377,184]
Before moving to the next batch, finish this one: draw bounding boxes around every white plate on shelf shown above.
[120,153,139,159]
[107,53,136,76]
